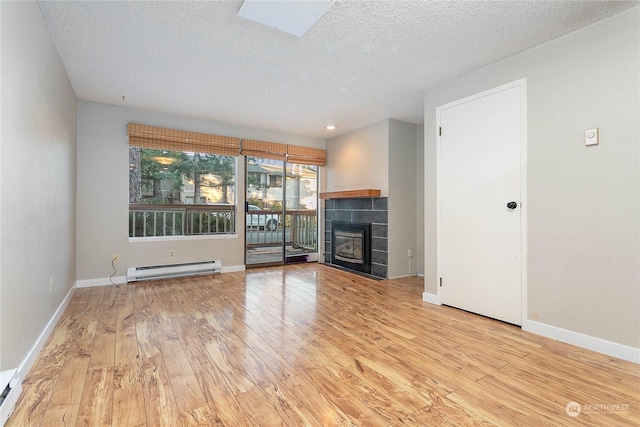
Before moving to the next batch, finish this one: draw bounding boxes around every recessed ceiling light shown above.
[325,125,336,130]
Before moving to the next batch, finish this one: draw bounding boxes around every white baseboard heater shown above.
[127,260,222,282]
[0,369,21,427]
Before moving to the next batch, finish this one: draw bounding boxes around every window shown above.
[269,174,283,188]
[126,124,327,239]
[127,123,240,238]
[129,148,237,237]
[130,149,236,205]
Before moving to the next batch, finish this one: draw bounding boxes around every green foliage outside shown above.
[131,148,235,204]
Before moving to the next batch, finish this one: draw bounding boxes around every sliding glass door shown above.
[245,157,318,267]
[284,163,318,263]
[245,157,285,266]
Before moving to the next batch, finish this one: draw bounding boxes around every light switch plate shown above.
[585,128,599,146]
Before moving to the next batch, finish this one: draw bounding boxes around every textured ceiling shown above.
[38,0,637,139]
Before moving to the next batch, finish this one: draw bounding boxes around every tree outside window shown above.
[129,148,236,205]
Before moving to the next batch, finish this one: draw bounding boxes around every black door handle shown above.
[507,201,518,209]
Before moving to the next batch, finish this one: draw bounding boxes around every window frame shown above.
[128,148,239,239]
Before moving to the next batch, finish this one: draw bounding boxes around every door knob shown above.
[507,201,518,209]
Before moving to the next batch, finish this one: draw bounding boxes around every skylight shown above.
[237,0,333,38]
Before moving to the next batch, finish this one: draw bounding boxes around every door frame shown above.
[244,157,287,268]
[435,78,528,322]
[244,157,321,267]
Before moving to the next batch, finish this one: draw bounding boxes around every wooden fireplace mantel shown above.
[319,189,381,200]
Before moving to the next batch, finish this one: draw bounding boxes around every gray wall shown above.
[76,101,325,282]
[424,8,639,347]
[1,1,77,369]
[326,119,419,278]
[326,120,389,195]
[388,120,418,278]
[416,124,425,275]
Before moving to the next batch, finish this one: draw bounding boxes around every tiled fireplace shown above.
[324,197,388,279]
[332,221,372,274]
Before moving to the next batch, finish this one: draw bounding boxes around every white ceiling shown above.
[38,0,636,139]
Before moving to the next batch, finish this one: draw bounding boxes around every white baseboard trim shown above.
[416,273,425,278]
[222,264,245,273]
[76,275,127,288]
[15,282,76,385]
[388,273,418,280]
[522,320,640,364]
[422,292,441,305]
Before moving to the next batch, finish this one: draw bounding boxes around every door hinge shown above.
[439,127,442,136]
[439,277,443,287]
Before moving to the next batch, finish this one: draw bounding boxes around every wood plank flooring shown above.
[7,264,639,426]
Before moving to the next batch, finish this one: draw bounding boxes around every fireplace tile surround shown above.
[324,197,388,279]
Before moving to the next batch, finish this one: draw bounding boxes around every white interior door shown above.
[438,81,525,325]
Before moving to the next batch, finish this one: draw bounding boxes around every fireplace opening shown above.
[335,230,364,264]
[331,222,371,274]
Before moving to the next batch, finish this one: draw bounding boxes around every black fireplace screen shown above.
[331,222,371,274]
[334,230,364,264]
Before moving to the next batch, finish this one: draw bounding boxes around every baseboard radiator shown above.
[126,260,222,282]
[0,369,21,427]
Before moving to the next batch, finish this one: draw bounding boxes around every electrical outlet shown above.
[49,276,54,293]
[113,253,120,263]
[408,248,413,258]
[169,250,175,258]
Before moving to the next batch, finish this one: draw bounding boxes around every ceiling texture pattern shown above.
[38,0,637,139]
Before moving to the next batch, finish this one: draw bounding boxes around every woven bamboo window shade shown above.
[127,123,240,156]
[241,139,326,166]
[241,139,288,161]
[286,144,326,166]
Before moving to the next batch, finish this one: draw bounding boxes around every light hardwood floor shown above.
[7,264,639,426]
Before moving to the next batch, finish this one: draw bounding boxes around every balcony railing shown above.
[129,204,235,238]
[288,210,317,250]
[129,205,317,251]
[245,209,317,251]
